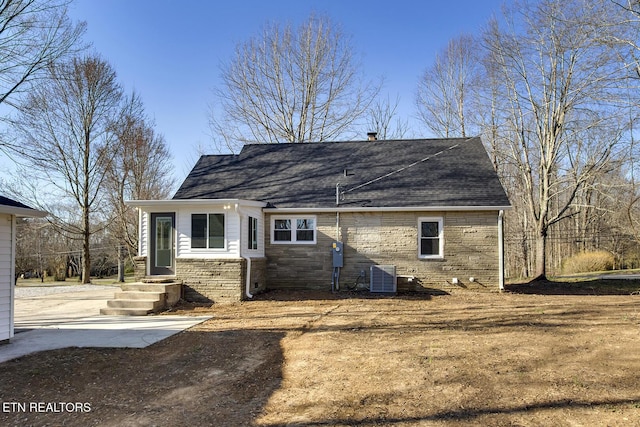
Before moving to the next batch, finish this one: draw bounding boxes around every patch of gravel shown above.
[14,284,120,298]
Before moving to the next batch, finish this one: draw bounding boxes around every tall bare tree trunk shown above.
[483,0,627,279]
[535,229,547,280]
[82,130,91,284]
[12,56,124,284]
[82,214,90,283]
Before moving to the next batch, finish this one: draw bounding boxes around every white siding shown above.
[0,214,13,341]
[239,205,265,258]
[0,295,10,339]
[176,206,241,259]
[139,209,148,257]
[137,202,265,262]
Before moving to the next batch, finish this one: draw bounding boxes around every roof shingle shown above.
[0,195,35,210]
[173,137,510,209]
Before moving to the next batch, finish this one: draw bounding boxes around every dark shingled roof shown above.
[0,195,35,210]
[173,137,510,209]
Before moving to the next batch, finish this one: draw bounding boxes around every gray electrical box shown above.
[332,241,344,267]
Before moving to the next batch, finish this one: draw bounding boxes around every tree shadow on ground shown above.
[505,278,640,295]
[257,396,640,427]
[252,288,448,301]
[0,329,285,427]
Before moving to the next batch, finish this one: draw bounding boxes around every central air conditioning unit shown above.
[370,265,396,294]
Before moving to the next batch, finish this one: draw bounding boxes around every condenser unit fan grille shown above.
[370,265,396,293]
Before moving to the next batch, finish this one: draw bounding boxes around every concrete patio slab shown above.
[0,284,211,363]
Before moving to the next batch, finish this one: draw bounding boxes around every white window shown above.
[191,213,225,249]
[248,216,258,250]
[272,216,316,244]
[418,217,443,259]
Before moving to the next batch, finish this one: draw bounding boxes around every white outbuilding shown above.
[0,196,46,343]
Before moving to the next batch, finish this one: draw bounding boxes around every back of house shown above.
[128,136,511,302]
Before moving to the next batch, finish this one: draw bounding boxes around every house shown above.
[127,136,511,303]
[0,196,46,342]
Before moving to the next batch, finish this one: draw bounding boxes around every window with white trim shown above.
[191,213,225,249]
[418,217,443,259]
[248,216,258,250]
[272,216,316,244]
[295,218,314,241]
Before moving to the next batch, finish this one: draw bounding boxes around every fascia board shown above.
[125,199,267,209]
[263,205,512,213]
[0,206,47,218]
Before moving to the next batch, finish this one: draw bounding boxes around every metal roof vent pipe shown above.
[367,132,377,141]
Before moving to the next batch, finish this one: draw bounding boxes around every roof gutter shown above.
[264,205,512,213]
[125,199,267,209]
[125,200,511,213]
[0,206,48,218]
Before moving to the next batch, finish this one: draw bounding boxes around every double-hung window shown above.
[295,218,314,241]
[272,216,316,244]
[418,217,443,259]
[191,213,225,249]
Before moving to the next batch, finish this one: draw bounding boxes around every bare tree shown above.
[12,55,124,283]
[484,0,631,278]
[416,34,482,138]
[366,94,411,140]
[210,14,379,151]
[105,91,175,258]
[607,0,640,249]
[0,0,83,124]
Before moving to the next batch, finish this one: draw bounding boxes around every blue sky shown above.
[67,0,505,182]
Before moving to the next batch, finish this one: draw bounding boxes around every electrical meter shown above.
[331,241,344,267]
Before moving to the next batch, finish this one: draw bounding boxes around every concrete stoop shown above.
[100,279,182,316]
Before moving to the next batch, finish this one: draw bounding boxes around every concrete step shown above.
[100,307,154,316]
[106,299,165,310]
[142,276,182,284]
[122,283,172,292]
[120,282,181,293]
[101,280,182,316]
[114,291,165,300]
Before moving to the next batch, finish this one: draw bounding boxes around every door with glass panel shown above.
[150,213,175,275]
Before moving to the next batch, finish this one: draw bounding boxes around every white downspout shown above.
[245,256,253,299]
[235,204,254,299]
[498,210,505,291]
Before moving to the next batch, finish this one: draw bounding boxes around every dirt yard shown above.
[1,283,639,426]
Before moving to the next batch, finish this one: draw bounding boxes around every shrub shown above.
[562,251,614,275]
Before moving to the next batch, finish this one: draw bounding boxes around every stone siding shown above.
[176,258,244,303]
[248,257,268,295]
[175,257,267,303]
[265,214,335,290]
[133,256,146,281]
[265,211,500,292]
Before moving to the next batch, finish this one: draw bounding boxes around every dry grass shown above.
[1,288,639,426]
[561,250,615,275]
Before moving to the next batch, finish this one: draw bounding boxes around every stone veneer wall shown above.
[133,256,146,281]
[264,211,500,292]
[175,257,267,303]
[248,257,268,295]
